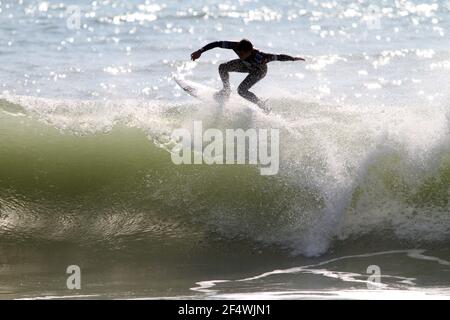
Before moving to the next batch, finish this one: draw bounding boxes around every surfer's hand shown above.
[191,50,202,61]
[294,57,305,61]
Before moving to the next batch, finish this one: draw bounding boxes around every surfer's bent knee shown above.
[218,63,228,73]
[237,84,249,96]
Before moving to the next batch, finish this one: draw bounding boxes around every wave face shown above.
[1,96,449,257]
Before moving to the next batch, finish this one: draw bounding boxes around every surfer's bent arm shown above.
[200,41,238,53]
[264,53,306,62]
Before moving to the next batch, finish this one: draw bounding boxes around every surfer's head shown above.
[236,39,253,59]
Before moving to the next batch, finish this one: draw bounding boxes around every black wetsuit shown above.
[200,41,297,107]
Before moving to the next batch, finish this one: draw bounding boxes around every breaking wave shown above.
[0,95,449,256]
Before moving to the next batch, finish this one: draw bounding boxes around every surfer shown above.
[191,39,305,112]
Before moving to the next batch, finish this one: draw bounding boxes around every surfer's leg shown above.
[237,65,267,108]
[218,59,248,93]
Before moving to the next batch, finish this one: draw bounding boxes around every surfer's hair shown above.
[236,39,253,52]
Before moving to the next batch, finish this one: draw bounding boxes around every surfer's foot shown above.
[258,99,271,114]
[214,88,230,103]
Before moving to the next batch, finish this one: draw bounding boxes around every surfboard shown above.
[174,78,270,113]
[175,78,222,102]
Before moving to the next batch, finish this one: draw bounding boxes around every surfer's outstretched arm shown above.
[191,41,238,60]
[264,53,306,62]
[201,41,238,52]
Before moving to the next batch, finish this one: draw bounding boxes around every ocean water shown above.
[0,0,450,299]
